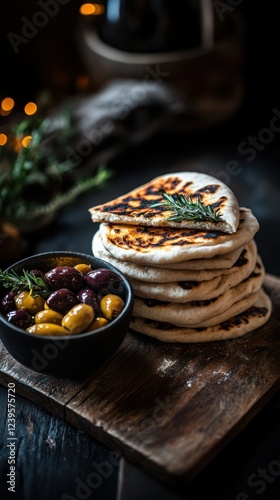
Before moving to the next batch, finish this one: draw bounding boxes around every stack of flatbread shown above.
[89,172,272,343]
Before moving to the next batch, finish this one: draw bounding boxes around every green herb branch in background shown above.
[0,113,112,230]
[151,189,223,223]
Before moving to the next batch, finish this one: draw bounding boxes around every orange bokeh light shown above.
[22,135,33,148]
[79,3,104,16]
[1,97,15,112]
[24,102,37,115]
[0,133,8,146]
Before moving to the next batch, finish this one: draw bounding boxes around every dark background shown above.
[1,2,280,500]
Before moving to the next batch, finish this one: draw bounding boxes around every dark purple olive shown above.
[1,291,17,315]
[84,269,124,296]
[77,288,100,314]
[46,288,78,314]
[7,309,33,329]
[44,266,85,292]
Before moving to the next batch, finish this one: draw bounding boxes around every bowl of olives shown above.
[0,251,133,376]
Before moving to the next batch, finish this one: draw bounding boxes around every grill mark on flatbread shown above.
[89,172,240,233]
[130,289,272,342]
[233,249,247,267]
[99,208,259,265]
[141,296,217,308]
[249,271,261,278]
[182,298,218,306]
[196,184,220,194]
[220,306,269,331]
[178,281,200,290]
[210,196,227,210]
[92,230,247,274]
[143,299,169,307]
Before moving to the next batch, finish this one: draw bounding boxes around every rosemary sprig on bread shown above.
[151,189,223,223]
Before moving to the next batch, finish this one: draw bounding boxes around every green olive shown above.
[15,291,45,314]
[27,323,69,336]
[100,294,125,321]
[74,263,92,275]
[62,303,94,334]
[87,316,109,331]
[35,309,63,325]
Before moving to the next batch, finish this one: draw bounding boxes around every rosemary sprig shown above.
[151,189,223,223]
[15,164,112,222]
[0,269,52,297]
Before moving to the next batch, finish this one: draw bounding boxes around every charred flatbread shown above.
[132,262,265,327]
[99,208,259,265]
[130,288,272,342]
[92,231,256,283]
[130,250,259,302]
[93,230,245,271]
[89,171,240,233]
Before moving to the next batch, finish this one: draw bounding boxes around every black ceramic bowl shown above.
[0,252,133,377]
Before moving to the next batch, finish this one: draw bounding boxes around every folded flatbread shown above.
[89,171,240,233]
[99,208,259,265]
[130,288,272,342]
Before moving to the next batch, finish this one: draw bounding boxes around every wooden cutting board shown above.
[0,274,280,487]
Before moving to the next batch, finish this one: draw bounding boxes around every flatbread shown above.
[149,246,245,270]
[128,247,258,302]
[132,262,265,326]
[89,171,240,233]
[130,288,272,342]
[92,232,256,282]
[134,291,259,329]
[99,208,259,265]
[93,230,245,271]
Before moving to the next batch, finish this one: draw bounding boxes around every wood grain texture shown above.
[0,389,119,500]
[0,274,280,487]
